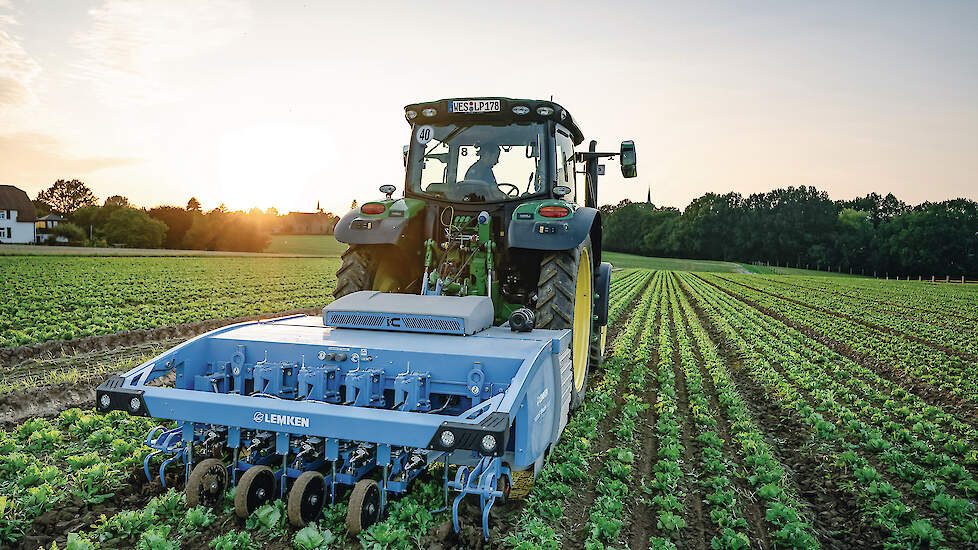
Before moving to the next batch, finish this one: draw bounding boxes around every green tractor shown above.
[334,97,636,410]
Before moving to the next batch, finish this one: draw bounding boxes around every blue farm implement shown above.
[97,291,574,538]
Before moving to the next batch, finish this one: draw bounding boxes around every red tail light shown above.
[538,206,570,218]
[360,203,386,215]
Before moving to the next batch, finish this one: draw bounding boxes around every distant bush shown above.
[103,208,168,248]
[47,222,86,245]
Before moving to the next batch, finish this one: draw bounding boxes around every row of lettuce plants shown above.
[683,273,962,547]
[726,276,977,354]
[503,272,662,548]
[580,270,664,549]
[699,274,977,402]
[693,275,978,543]
[673,274,818,548]
[666,275,753,549]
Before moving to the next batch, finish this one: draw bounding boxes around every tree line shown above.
[32,179,315,252]
[601,186,978,277]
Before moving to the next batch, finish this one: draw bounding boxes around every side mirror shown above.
[402,145,409,167]
[379,185,396,199]
[553,185,571,198]
[620,140,637,178]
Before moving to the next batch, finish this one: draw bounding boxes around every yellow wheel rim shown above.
[572,248,592,392]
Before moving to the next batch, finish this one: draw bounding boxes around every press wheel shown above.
[495,473,511,505]
[234,465,275,518]
[346,479,381,535]
[288,471,326,527]
[186,458,227,508]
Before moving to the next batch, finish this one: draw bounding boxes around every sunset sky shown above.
[1,1,976,214]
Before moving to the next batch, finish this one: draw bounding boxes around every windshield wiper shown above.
[421,126,470,160]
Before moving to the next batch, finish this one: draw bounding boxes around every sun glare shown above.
[216,124,336,212]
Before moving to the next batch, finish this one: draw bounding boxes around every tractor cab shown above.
[401,98,634,209]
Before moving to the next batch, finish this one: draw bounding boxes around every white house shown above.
[0,185,37,244]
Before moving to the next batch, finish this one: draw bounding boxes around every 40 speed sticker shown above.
[416,125,434,144]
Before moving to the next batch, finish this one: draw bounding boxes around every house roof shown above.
[0,185,37,222]
[39,213,65,221]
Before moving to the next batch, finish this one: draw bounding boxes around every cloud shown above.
[0,132,138,195]
[71,0,253,105]
[0,13,41,110]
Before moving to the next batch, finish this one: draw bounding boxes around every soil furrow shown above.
[625,306,663,549]
[558,277,655,549]
[669,315,707,550]
[679,315,769,546]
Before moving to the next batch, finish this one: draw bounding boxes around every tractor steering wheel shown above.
[497,183,520,197]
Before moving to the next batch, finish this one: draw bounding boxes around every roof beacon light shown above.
[512,105,530,115]
[421,108,437,117]
[536,106,554,116]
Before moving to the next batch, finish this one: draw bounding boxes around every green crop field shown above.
[264,235,348,257]
[0,256,340,347]
[604,252,751,273]
[3,265,978,549]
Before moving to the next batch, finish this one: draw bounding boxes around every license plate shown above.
[449,99,501,113]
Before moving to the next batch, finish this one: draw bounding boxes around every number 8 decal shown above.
[416,125,434,145]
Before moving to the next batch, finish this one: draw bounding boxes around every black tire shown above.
[346,478,381,535]
[234,465,275,518]
[334,245,411,299]
[186,458,227,509]
[535,236,593,411]
[334,246,375,299]
[287,471,327,527]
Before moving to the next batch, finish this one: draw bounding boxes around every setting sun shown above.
[216,123,336,212]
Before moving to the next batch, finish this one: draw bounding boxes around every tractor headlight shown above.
[129,397,141,412]
[422,108,437,117]
[481,434,497,453]
[512,105,529,115]
[405,110,418,120]
[536,106,554,116]
[439,430,456,448]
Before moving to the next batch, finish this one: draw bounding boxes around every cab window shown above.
[555,126,576,202]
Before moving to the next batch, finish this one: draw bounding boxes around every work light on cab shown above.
[361,203,386,215]
[538,205,570,218]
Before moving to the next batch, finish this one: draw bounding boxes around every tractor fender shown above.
[334,209,411,245]
[507,206,600,254]
[594,261,612,327]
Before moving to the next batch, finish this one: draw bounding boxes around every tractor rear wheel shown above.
[535,236,593,411]
[334,245,410,299]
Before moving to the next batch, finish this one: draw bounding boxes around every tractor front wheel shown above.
[535,236,593,411]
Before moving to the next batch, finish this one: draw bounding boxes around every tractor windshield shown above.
[408,123,547,202]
